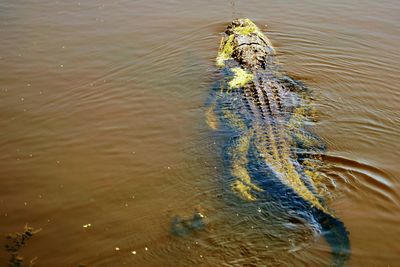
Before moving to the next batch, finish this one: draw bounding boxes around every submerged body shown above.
[207,19,350,266]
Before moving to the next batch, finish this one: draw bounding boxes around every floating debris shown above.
[5,225,41,267]
[83,224,91,228]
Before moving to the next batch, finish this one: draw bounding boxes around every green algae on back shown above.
[228,67,253,89]
[230,18,261,36]
[216,34,235,67]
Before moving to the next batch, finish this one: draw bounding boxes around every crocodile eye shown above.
[232,20,240,26]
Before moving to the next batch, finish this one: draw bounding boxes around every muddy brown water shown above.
[1,0,399,266]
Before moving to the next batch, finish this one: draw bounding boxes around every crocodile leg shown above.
[230,129,263,201]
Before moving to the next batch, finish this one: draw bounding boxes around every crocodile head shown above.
[216,18,275,69]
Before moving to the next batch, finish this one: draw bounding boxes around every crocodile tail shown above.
[313,208,350,267]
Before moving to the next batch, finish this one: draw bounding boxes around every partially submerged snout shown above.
[216,18,275,68]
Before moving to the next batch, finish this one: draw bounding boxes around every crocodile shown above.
[206,18,350,266]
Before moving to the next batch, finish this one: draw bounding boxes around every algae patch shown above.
[216,34,235,67]
[229,67,253,89]
[232,18,260,36]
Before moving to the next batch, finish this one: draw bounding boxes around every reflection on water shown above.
[0,0,399,266]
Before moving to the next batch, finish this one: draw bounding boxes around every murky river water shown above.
[1,0,399,266]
